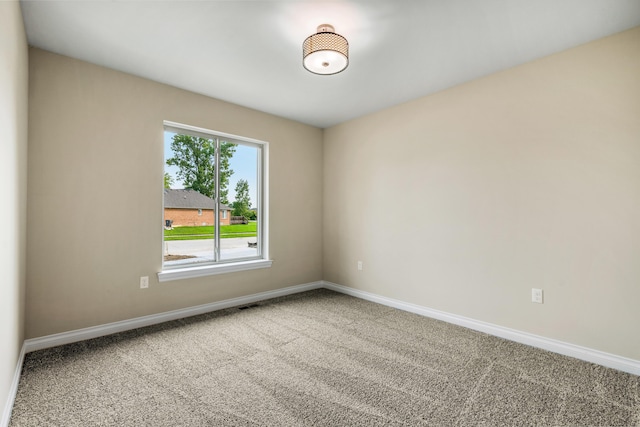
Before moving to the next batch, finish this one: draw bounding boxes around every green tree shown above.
[164,172,174,189]
[232,179,251,218]
[166,135,236,203]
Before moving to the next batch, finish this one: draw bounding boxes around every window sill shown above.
[157,259,273,283]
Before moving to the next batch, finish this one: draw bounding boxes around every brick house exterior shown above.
[164,189,231,227]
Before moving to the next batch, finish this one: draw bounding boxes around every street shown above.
[164,237,258,265]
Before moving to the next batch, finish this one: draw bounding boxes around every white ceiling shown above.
[20,0,640,128]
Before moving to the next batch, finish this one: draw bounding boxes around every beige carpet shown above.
[10,289,640,426]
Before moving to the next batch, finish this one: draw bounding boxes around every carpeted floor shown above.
[10,289,640,426]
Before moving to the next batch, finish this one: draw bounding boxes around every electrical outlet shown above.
[531,288,543,304]
[357,261,363,271]
[140,276,149,289]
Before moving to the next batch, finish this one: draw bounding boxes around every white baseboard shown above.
[24,281,324,353]
[323,281,640,376]
[1,343,25,427]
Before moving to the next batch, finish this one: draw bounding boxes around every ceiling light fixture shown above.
[303,24,349,75]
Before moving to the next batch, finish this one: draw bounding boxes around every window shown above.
[159,121,270,281]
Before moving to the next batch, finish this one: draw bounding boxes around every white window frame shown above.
[158,121,271,282]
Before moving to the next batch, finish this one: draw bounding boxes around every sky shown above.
[164,131,258,205]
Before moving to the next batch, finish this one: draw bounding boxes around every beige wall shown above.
[0,0,28,418]
[324,28,640,360]
[27,49,323,338]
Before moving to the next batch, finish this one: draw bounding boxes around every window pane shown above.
[221,142,259,260]
[163,131,216,267]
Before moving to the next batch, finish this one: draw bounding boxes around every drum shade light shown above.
[303,24,349,75]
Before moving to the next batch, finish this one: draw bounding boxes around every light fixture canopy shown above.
[303,24,349,75]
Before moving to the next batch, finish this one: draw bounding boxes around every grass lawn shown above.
[164,222,257,241]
